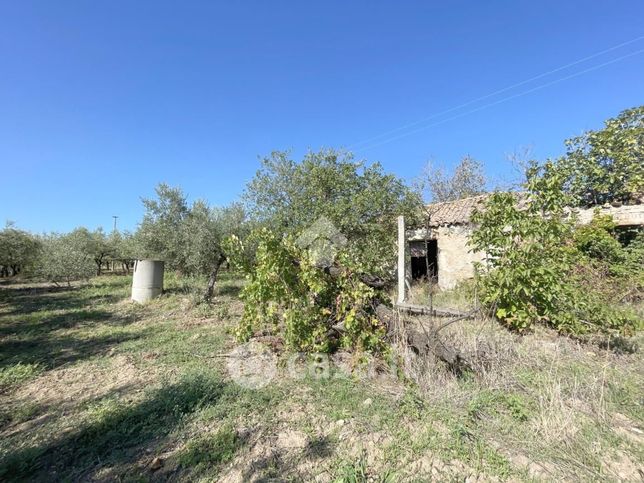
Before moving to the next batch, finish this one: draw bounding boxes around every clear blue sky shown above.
[1,1,643,233]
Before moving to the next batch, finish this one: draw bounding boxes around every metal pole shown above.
[397,215,406,304]
[112,216,118,232]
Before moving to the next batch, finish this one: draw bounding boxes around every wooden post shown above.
[397,215,406,304]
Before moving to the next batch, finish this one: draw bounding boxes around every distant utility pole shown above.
[112,216,119,232]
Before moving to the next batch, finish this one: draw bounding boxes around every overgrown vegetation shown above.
[226,149,421,353]
[471,106,643,335]
[3,108,642,351]
[226,229,388,353]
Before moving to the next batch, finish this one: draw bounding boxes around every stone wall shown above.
[574,203,644,227]
[434,225,484,290]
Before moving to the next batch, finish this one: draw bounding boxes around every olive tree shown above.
[184,201,247,300]
[244,148,422,277]
[37,231,96,286]
[136,184,190,270]
[0,223,40,277]
[136,184,248,300]
[107,230,136,273]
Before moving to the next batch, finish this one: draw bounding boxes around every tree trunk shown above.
[203,254,227,302]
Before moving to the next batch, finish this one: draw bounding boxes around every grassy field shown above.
[0,274,642,482]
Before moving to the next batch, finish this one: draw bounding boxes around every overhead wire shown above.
[346,36,644,152]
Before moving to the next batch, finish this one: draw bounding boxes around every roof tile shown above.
[424,194,489,226]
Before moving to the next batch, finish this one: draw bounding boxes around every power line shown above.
[347,34,644,151]
[353,47,644,153]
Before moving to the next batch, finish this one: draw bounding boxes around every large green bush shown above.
[225,229,388,353]
[470,163,640,335]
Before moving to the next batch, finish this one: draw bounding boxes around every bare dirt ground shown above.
[0,274,642,481]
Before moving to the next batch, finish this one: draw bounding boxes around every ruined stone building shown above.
[406,195,644,291]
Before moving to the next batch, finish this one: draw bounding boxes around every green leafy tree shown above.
[0,224,41,277]
[37,231,96,286]
[61,227,114,276]
[244,149,422,277]
[182,201,248,300]
[470,162,638,334]
[136,184,190,270]
[557,106,643,206]
[88,229,113,275]
[136,184,248,300]
[108,230,137,273]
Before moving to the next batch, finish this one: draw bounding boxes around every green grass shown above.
[0,273,642,481]
[178,424,242,469]
[0,362,43,390]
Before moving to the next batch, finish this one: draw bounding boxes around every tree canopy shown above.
[0,224,40,276]
[556,106,643,206]
[244,149,422,275]
[37,230,96,285]
[136,183,248,299]
[419,155,487,203]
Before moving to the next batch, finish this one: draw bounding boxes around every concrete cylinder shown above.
[131,259,164,303]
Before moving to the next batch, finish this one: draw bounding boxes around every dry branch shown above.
[377,303,479,376]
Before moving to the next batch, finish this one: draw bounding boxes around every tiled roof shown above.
[424,194,490,227]
[424,193,643,227]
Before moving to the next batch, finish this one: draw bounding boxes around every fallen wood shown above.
[394,302,472,318]
[376,303,476,376]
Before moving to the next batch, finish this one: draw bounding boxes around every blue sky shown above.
[1,1,643,233]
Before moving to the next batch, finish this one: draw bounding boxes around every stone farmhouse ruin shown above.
[404,194,644,291]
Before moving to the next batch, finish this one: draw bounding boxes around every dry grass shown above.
[389,304,644,481]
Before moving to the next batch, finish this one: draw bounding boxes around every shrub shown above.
[225,229,388,353]
[470,163,639,335]
[572,212,623,263]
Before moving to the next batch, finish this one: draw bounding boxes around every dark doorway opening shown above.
[410,240,438,281]
[411,255,427,280]
[615,225,642,247]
